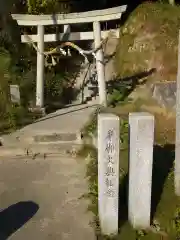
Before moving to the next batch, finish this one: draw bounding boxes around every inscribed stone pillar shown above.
[128,112,154,229]
[98,113,119,235]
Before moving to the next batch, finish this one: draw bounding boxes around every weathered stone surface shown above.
[34,132,78,143]
[10,85,20,104]
[128,112,154,229]
[152,81,176,110]
[175,33,180,196]
[115,3,180,84]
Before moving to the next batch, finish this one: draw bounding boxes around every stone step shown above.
[0,130,98,158]
[0,142,82,158]
[0,128,98,158]
[74,61,97,105]
[1,131,83,147]
[87,85,98,90]
[33,132,81,143]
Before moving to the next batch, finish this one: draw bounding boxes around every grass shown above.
[78,99,179,239]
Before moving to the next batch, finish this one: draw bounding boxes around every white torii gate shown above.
[11,5,127,109]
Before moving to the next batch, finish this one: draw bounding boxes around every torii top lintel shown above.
[11,5,127,26]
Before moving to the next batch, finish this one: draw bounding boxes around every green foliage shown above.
[7,104,27,129]
[173,207,180,238]
[81,107,104,137]
[0,50,36,131]
[135,229,147,239]
[108,89,124,105]
[108,87,130,107]
[27,0,71,14]
[45,71,64,101]
[120,119,128,150]
[158,0,175,4]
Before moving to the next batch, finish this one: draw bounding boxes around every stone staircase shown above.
[74,60,99,104]
[0,102,99,158]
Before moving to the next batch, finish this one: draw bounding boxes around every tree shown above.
[27,0,71,14]
[0,0,21,58]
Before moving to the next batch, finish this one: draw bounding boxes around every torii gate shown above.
[11,5,127,109]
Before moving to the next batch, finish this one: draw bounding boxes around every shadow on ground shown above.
[88,68,156,107]
[118,174,129,229]
[0,201,39,239]
[151,144,175,221]
[108,68,156,107]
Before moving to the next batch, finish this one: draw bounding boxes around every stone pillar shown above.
[36,25,44,108]
[10,85,20,104]
[93,21,107,107]
[175,30,180,196]
[128,112,154,229]
[98,113,119,235]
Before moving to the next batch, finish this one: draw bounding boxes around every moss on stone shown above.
[115,2,180,83]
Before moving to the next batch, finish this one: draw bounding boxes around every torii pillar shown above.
[93,21,107,107]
